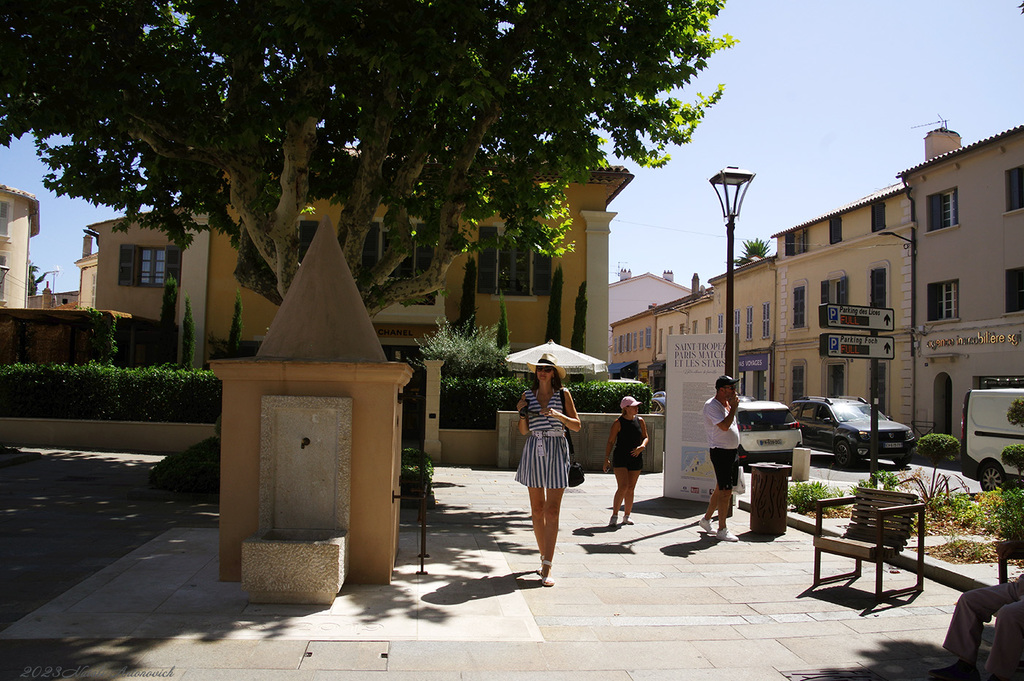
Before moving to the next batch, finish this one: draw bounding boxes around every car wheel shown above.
[978,460,1006,492]
[833,439,856,468]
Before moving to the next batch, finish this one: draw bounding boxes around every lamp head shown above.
[709,167,756,221]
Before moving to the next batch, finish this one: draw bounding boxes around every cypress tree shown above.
[159,276,179,363]
[455,257,477,335]
[181,293,195,368]
[545,265,563,343]
[571,281,587,352]
[227,289,243,357]
[497,292,509,348]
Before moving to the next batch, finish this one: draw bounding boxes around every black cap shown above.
[715,375,739,389]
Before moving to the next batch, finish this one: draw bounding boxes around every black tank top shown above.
[613,416,644,456]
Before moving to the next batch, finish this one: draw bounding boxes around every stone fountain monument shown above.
[211,217,412,603]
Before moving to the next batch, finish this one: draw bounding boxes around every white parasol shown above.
[505,340,608,374]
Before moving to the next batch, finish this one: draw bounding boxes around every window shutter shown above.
[477,226,498,294]
[929,194,942,230]
[165,246,181,284]
[0,201,8,237]
[951,189,959,225]
[1011,168,1024,211]
[298,220,318,263]
[118,245,135,286]
[871,268,886,308]
[871,202,886,232]
[532,254,552,295]
[362,223,380,269]
[838,276,848,304]
[820,280,829,304]
[927,283,939,320]
[785,233,795,256]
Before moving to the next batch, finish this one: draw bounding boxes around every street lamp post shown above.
[710,167,755,378]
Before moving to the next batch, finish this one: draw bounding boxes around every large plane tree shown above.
[0,0,733,313]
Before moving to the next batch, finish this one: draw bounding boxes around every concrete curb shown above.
[738,497,999,593]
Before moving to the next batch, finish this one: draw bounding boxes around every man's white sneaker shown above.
[698,518,712,533]
[717,528,739,542]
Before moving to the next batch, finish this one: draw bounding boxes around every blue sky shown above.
[1,0,1021,295]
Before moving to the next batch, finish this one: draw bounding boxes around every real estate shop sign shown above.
[664,334,724,502]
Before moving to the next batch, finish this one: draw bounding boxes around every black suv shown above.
[790,396,916,468]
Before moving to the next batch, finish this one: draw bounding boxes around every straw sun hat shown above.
[527,352,567,379]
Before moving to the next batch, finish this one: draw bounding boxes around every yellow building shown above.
[87,168,630,394]
[0,184,40,309]
[770,184,913,425]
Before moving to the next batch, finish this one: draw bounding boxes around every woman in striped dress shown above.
[515,353,580,587]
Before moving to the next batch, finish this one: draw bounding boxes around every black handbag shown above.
[568,461,585,487]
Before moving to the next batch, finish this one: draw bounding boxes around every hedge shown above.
[0,363,221,423]
[440,377,653,429]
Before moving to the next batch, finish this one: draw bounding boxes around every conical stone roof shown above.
[256,216,386,362]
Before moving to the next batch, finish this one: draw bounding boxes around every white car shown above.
[736,400,803,466]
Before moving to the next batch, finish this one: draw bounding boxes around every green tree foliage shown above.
[545,265,564,344]
[735,238,772,265]
[418,320,507,379]
[26,263,46,296]
[87,308,117,365]
[571,281,587,352]
[1,0,731,312]
[181,293,195,368]
[454,257,477,336]
[227,289,243,357]
[496,292,509,349]
[1008,398,1024,427]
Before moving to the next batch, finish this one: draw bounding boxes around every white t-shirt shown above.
[703,396,740,449]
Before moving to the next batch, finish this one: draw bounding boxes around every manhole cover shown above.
[782,670,886,681]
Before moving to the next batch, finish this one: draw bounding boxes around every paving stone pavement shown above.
[0,450,1008,680]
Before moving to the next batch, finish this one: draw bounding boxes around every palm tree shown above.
[735,238,772,266]
[27,263,47,296]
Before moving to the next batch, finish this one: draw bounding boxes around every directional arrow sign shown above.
[819,333,895,360]
[818,304,895,332]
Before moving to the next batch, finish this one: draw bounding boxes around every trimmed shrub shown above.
[401,447,434,484]
[149,436,220,494]
[917,433,960,466]
[993,486,1024,540]
[788,480,841,515]
[0,363,221,423]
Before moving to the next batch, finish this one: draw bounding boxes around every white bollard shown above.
[791,447,811,482]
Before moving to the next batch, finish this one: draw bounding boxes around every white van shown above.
[961,388,1024,491]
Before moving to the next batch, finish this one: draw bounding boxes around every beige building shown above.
[771,183,914,426]
[900,125,1024,435]
[0,184,40,309]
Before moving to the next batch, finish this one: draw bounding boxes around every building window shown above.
[785,228,809,256]
[871,202,886,232]
[821,276,848,305]
[733,309,740,339]
[646,327,651,349]
[118,244,181,287]
[0,252,7,300]
[1007,268,1024,313]
[927,280,959,320]
[717,314,723,334]
[745,306,753,340]
[827,363,845,397]
[658,328,663,353]
[870,268,887,308]
[791,363,805,401]
[762,302,770,338]
[1009,167,1024,212]
[829,216,842,244]
[793,285,806,328]
[693,320,698,334]
[0,201,9,237]
[705,317,711,333]
[477,225,551,296]
[927,188,958,231]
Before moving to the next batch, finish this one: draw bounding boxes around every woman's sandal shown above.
[536,556,546,576]
[540,559,554,587]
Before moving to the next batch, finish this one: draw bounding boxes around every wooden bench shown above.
[812,487,925,600]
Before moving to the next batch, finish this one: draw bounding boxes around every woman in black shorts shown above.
[603,395,649,527]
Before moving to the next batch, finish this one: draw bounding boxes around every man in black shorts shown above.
[698,375,741,542]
